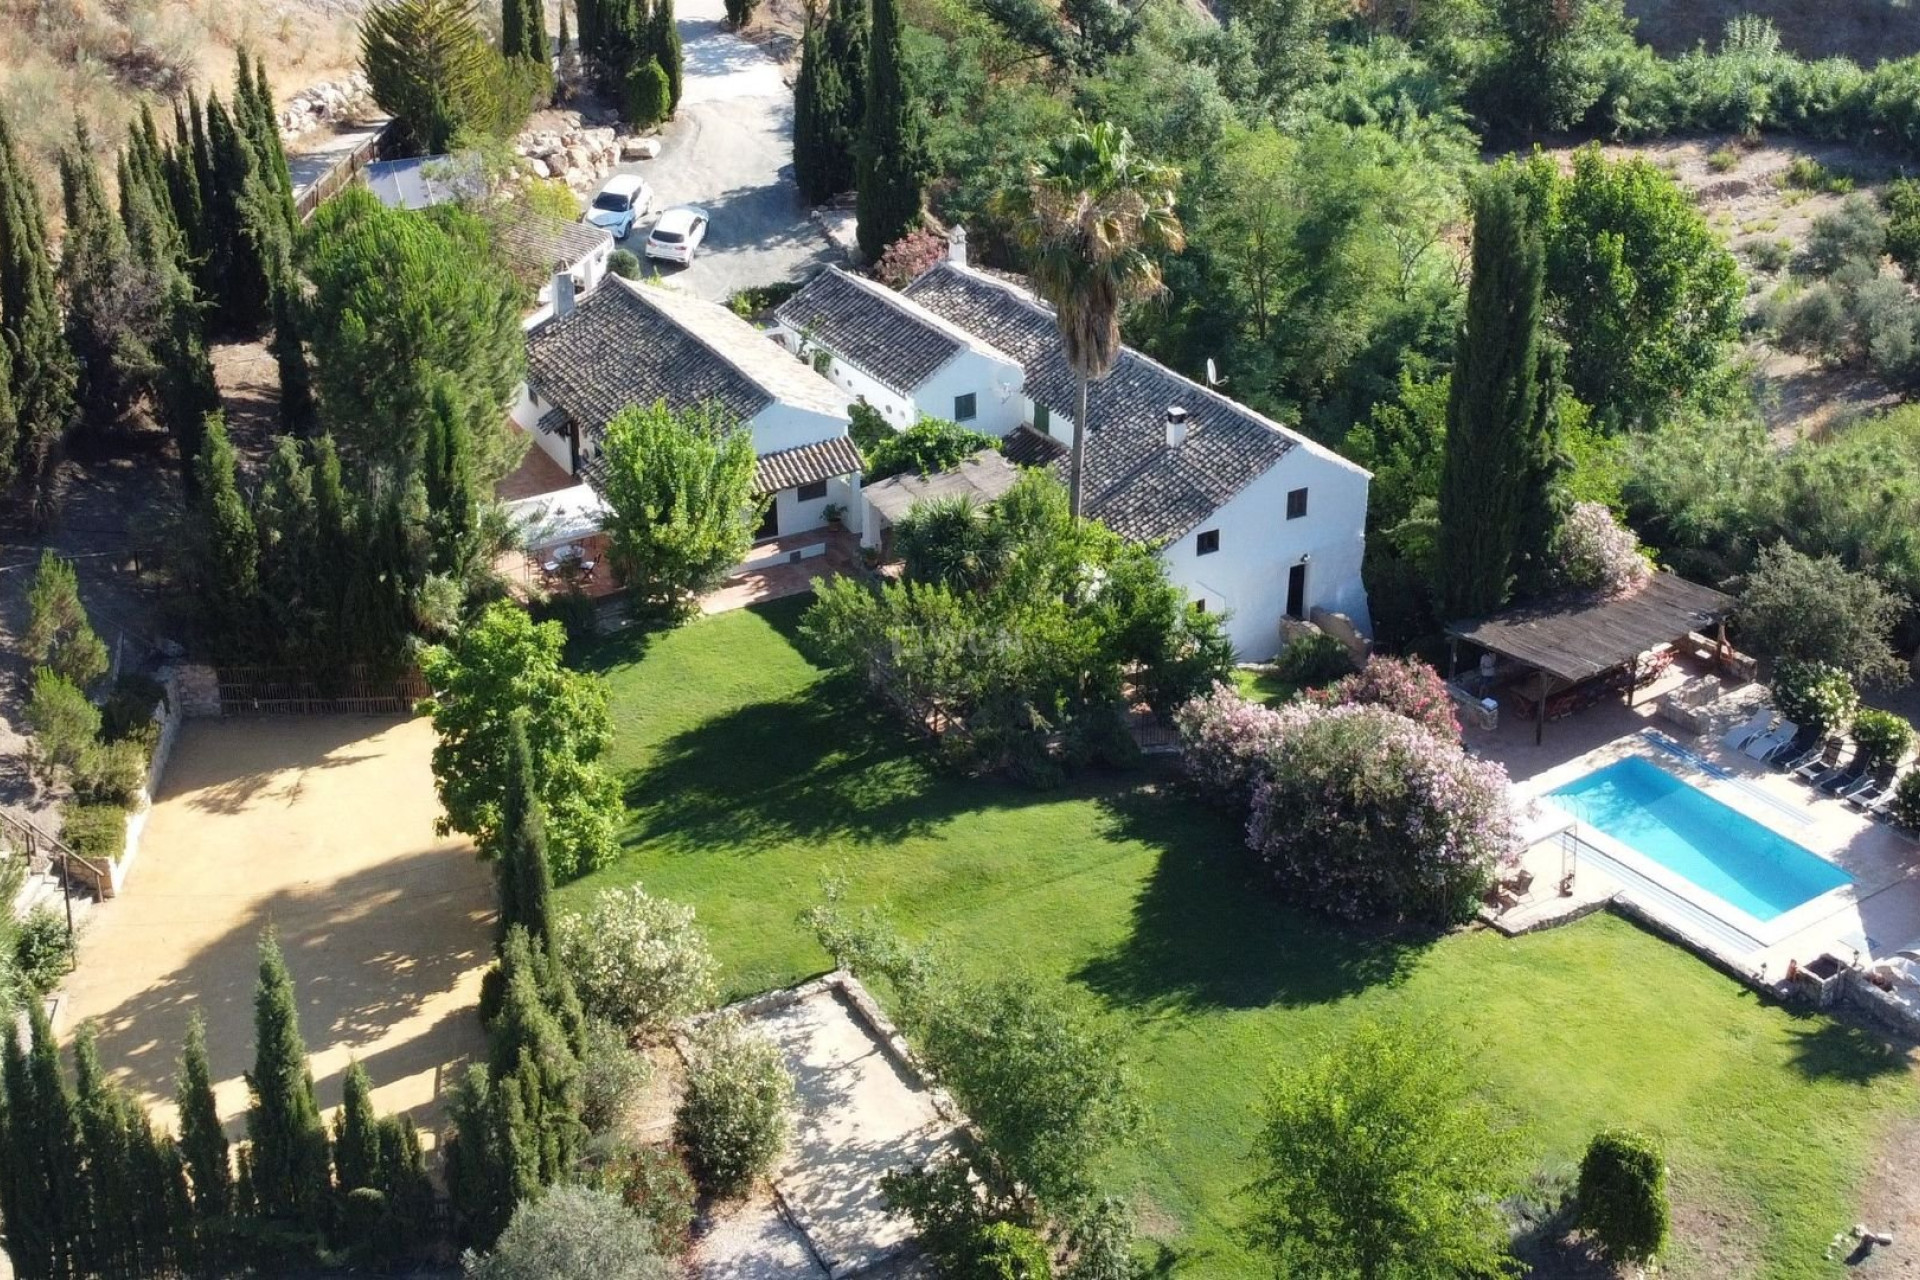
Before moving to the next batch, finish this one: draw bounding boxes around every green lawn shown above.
[566,600,1919,1278]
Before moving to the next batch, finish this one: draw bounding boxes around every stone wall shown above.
[164,663,222,718]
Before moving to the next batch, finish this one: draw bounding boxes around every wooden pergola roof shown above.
[1446,573,1735,685]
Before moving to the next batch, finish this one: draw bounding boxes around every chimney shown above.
[947,226,968,267]
[1165,404,1190,448]
[552,271,577,318]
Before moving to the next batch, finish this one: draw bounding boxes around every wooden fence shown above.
[215,665,429,716]
[292,120,396,223]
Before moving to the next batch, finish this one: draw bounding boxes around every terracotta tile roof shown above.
[902,263,1315,544]
[1001,424,1068,468]
[535,405,571,436]
[753,435,864,494]
[497,215,613,276]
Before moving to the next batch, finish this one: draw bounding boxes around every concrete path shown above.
[56,717,494,1141]
[596,0,837,302]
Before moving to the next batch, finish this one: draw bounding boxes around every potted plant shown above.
[823,503,845,530]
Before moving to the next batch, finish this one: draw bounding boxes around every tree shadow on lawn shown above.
[1781,1008,1913,1085]
[1072,785,1439,1012]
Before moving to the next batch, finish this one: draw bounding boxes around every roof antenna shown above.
[1205,357,1225,388]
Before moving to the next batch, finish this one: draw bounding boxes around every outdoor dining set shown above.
[540,544,597,581]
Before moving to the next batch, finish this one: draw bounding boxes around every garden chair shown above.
[1840,765,1894,807]
[1802,743,1856,789]
[1721,708,1772,751]
[1819,755,1871,795]
[1791,737,1843,779]
[1766,726,1819,767]
[1744,720,1798,759]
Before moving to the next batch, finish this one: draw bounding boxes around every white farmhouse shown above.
[511,276,863,542]
[774,249,1374,658]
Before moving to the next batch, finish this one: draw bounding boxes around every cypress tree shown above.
[5,1002,86,1280]
[488,929,584,1185]
[503,0,530,59]
[0,106,79,489]
[498,714,555,943]
[422,380,477,575]
[332,1061,381,1196]
[204,93,273,332]
[242,52,298,227]
[74,1025,136,1277]
[196,415,260,646]
[646,0,683,110]
[823,0,866,195]
[558,0,571,52]
[176,1011,233,1223]
[1437,169,1559,621]
[165,101,211,288]
[245,928,331,1234]
[793,17,835,205]
[154,276,221,486]
[61,121,160,433]
[443,1064,535,1250]
[855,0,926,260]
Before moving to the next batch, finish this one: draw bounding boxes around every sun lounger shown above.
[1768,727,1819,767]
[1848,769,1899,810]
[1793,737,1844,778]
[1820,757,1871,794]
[1807,747,1858,790]
[1721,709,1773,750]
[1745,721,1798,759]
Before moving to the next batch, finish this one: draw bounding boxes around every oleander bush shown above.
[1172,683,1317,807]
[673,1013,794,1197]
[1552,502,1650,596]
[1890,770,1920,832]
[555,885,719,1038]
[463,1185,669,1280]
[1309,655,1460,742]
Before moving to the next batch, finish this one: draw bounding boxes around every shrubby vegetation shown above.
[554,884,720,1035]
[863,414,999,483]
[1308,654,1460,741]
[673,1012,795,1197]
[1577,1128,1670,1265]
[464,1185,670,1280]
[1735,542,1905,688]
[805,472,1229,784]
[1770,659,1859,739]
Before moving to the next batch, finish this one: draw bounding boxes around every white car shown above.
[585,174,653,240]
[645,206,710,264]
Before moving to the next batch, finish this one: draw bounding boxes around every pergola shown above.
[1446,572,1736,744]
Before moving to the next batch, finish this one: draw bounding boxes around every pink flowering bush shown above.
[1173,682,1317,806]
[1244,704,1516,925]
[874,228,948,288]
[1554,502,1651,596]
[1309,655,1460,742]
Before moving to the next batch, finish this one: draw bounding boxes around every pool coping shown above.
[1516,738,1890,956]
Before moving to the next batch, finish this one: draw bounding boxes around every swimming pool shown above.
[1549,757,1850,922]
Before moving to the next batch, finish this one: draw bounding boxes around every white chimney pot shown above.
[552,271,577,317]
[1165,404,1190,448]
[947,226,968,266]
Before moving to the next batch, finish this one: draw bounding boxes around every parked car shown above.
[585,174,653,239]
[645,206,710,263]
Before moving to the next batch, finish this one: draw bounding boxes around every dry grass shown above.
[0,0,364,221]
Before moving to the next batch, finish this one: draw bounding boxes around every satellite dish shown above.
[1206,358,1224,387]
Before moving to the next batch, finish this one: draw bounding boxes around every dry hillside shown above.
[1624,0,1920,60]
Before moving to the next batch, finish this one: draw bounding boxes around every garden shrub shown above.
[1246,704,1516,925]
[880,1158,992,1268]
[1062,1196,1142,1280]
[968,1222,1053,1279]
[1173,683,1315,808]
[624,59,671,129]
[1734,542,1905,688]
[60,802,127,865]
[26,668,100,782]
[1272,631,1353,689]
[1772,282,1849,359]
[73,738,149,810]
[1552,502,1650,595]
[1805,195,1885,276]
[726,280,800,320]
[1743,238,1791,273]
[580,1017,653,1133]
[848,401,894,454]
[1890,770,1920,832]
[464,1184,669,1280]
[1310,655,1460,742]
[606,1143,697,1257]
[863,416,999,483]
[1889,179,1920,283]
[555,885,719,1037]
[14,906,73,992]
[1771,660,1859,739]
[609,248,641,279]
[98,673,166,749]
[1576,1128,1669,1264]
[673,1013,794,1197]
[1851,709,1913,771]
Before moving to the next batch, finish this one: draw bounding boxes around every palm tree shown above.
[1006,121,1184,520]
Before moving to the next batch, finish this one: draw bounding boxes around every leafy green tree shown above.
[1248,1021,1519,1280]
[24,550,108,689]
[245,928,331,1234]
[1005,121,1183,518]
[1437,168,1559,620]
[303,188,526,482]
[1520,146,1742,432]
[0,105,78,490]
[1577,1129,1669,1265]
[26,668,100,784]
[467,1185,670,1279]
[1482,0,1631,130]
[1735,542,1905,688]
[598,399,761,618]
[176,1012,233,1224]
[855,0,929,259]
[420,602,623,880]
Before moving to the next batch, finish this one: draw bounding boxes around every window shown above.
[1286,487,1309,519]
[1191,599,1208,614]
[1196,529,1220,556]
[1033,403,1051,433]
[796,479,828,502]
[954,392,978,422]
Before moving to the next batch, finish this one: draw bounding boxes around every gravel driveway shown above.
[603,0,838,302]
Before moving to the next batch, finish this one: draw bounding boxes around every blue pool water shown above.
[1549,757,1850,922]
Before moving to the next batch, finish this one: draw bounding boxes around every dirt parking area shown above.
[56,715,494,1143]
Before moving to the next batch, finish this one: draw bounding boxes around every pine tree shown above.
[498,715,556,943]
[0,106,79,488]
[855,0,926,260]
[646,0,683,110]
[1437,169,1559,621]
[195,415,260,648]
[176,1011,233,1223]
[332,1061,382,1196]
[245,928,331,1235]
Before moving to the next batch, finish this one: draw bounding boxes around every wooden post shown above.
[1447,636,1459,683]
[1535,669,1548,746]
